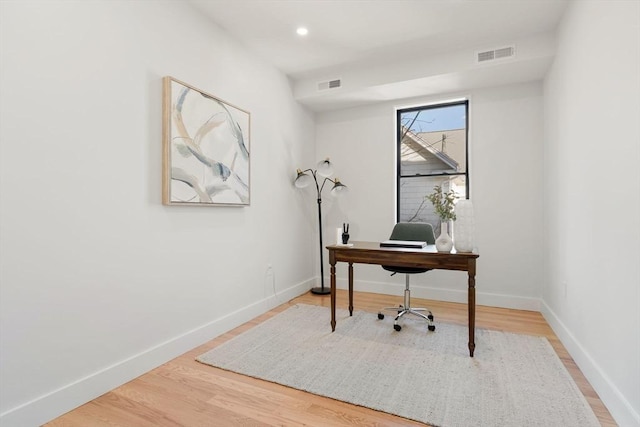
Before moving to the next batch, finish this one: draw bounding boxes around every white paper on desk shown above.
[336,228,342,245]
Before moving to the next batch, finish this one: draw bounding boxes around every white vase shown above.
[454,199,475,253]
[435,221,453,253]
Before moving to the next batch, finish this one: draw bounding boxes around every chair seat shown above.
[382,265,431,274]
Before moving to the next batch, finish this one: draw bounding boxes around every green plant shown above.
[425,185,458,222]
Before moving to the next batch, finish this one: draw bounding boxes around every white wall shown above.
[2,1,637,426]
[0,1,316,425]
[542,1,640,426]
[315,82,544,310]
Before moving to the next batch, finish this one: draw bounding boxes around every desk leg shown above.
[330,260,336,332]
[348,263,353,316]
[468,259,476,357]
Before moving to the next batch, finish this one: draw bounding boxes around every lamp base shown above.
[310,286,331,295]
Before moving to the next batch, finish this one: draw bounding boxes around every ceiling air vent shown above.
[476,45,515,64]
[317,79,342,91]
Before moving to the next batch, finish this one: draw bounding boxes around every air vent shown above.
[317,79,342,91]
[476,45,515,63]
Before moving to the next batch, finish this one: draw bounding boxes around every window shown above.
[396,101,469,230]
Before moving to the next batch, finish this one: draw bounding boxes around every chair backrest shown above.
[383,222,435,274]
[389,222,436,244]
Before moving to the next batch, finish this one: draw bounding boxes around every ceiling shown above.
[187,0,569,111]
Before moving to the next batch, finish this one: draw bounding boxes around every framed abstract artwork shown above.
[162,76,250,206]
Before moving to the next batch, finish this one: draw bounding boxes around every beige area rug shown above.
[197,304,599,427]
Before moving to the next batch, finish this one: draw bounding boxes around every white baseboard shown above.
[333,277,541,311]
[541,301,640,427]
[0,279,313,427]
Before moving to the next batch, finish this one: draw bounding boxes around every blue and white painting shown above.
[163,77,250,206]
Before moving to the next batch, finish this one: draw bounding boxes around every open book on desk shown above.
[380,240,427,249]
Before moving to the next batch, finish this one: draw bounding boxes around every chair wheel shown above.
[427,314,434,321]
[377,313,384,320]
[394,324,402,331]
[428,325,436,331]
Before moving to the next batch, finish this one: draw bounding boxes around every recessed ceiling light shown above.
[296,27,308,36]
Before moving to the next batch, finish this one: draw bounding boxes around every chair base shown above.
[378,274,435,331]
[378,306,435,331]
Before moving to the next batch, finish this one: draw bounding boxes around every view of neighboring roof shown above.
[400,126,463,171]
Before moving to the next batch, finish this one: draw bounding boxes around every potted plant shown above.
[426,185,458,252]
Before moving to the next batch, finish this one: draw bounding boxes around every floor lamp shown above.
[294,158,347,295]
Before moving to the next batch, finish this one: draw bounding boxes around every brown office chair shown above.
[378,222,436,332]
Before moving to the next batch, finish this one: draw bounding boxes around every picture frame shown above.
[162,76,250,206]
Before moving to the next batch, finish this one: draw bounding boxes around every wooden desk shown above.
[327,241,479,357]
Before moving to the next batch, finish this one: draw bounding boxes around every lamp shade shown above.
[294,169,313,188]
[330,178,347,196]
[316,158,334,177]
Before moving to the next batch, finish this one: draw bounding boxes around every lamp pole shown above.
[294,159,347,295]
[313,171,328,294]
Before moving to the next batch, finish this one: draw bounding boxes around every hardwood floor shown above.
[47,290,617,426]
